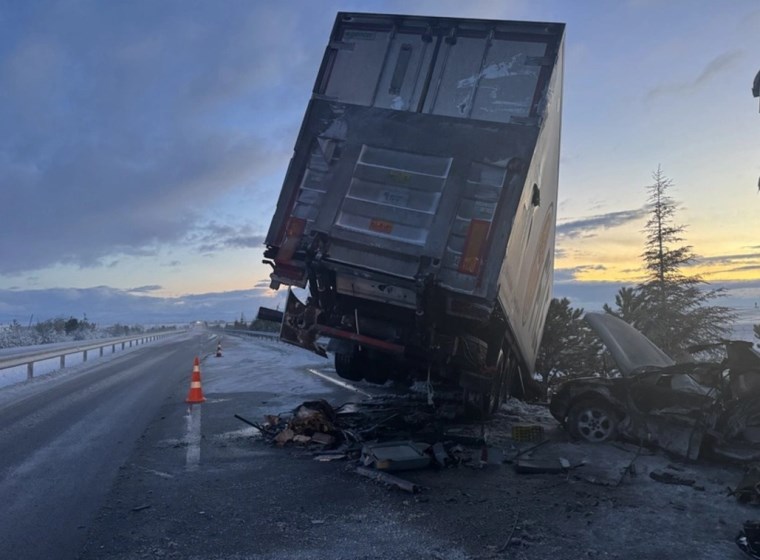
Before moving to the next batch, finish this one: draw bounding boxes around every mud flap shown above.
[280,289,327,358]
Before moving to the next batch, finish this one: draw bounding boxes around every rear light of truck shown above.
[458,219,490,275]
[276,217,306,263]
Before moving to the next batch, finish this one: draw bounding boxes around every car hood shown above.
[584,312,674,376]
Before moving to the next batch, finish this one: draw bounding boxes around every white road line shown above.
[306,368,373,397]
[184,404,202,471]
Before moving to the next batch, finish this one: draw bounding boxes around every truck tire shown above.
[463,348,507,419]
[334,351,364,381]
[481,350,505,416]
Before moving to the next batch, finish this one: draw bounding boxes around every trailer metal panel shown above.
[263,12,564,394]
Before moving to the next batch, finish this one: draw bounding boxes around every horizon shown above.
[1,1,759,332]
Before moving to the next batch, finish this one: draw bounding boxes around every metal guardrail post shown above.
[0,331,185,378]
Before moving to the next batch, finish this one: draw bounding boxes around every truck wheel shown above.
[566,398,619,443]
[463,350,506,419]
[334,351,363,381]
[482,350,507,416]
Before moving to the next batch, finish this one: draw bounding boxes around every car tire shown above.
[566,398,619,443]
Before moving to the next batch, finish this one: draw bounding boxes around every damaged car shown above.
[550,312,760,461]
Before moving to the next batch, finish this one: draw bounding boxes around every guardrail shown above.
[0,331,183,380]
[222,329,278,339]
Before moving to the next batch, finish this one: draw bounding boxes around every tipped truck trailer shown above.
[261,12,564,414]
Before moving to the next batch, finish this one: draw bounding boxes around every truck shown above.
[260,12,565,415]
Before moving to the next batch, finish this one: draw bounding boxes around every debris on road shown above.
[290,400,337,434]
[731,466,760,504]
[650,468,697,487]
[311,432,336,446]
[431,442,448,467]
[313,452,347,462]
[361,441,431,472]
[514,458,567,475]
[512,424,545,442]
[233,414,262,430]
[355,466,422,494]
[737,520,760,559]
[254,399,341,448]
[274,428,295,446]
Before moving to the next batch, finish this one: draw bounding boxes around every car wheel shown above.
[567,398,619,443]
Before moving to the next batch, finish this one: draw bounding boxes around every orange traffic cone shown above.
[186,357,206,404]
[216,342,222,358]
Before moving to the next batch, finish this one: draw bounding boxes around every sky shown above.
[1,0,759,327]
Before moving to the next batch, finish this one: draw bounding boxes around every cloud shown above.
[551,279,631,313]
[0,284,286,325]
[646,49,744,99]
[693,252,760,267]
[0,2,327,276]
[128,285,162,293]
[689,252,760,279]
[188,223,266,254]
[554,265,611,284]
[556,207,647,239]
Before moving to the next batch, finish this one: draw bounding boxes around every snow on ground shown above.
[201,335,331,393]
[199,334,357,415]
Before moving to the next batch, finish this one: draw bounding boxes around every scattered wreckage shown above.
[239,396,563,492]
[550,312,760,461]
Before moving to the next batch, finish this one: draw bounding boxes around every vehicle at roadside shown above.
[259,12,565,415]
[550,312,760,461]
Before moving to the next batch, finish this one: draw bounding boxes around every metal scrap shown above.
[355,466,421,493]
[731,465,760,504]
[649,469,696,487]
[361,441,431,472]
[737,520,760,559]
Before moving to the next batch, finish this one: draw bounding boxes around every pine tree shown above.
[535,298,604,387]
[602,286,645,329]
[606,167,735,357]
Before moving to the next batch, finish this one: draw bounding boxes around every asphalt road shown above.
[1,331,754,559]
[0,330,217,559]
